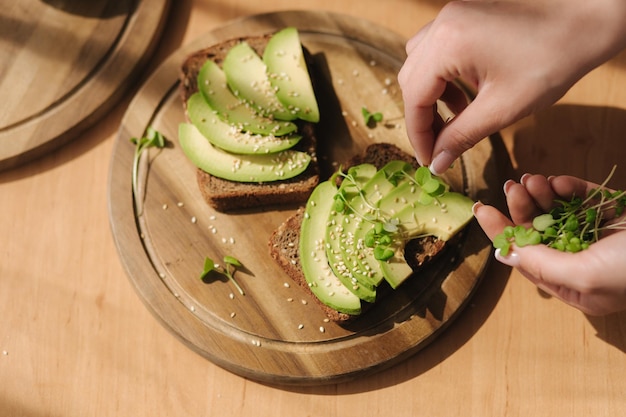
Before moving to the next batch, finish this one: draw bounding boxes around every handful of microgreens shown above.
[493,166,626,256]
[332,165,448,262]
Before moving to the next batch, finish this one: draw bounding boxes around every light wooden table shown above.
[1,1,625,416]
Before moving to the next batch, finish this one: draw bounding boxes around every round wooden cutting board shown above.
[108,10,501,385]
[0,0,170,171]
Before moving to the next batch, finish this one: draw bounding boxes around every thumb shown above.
[430,90,522,175]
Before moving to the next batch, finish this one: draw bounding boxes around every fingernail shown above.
[430,151,455,176]
[503,179,515,196]
[520,173,531,186]
[495,248,520,267]
[472,201,483,216]
[414,151,424,167]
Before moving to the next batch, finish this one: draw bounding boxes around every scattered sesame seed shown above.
[301,299,308,305]
[283,282,290,288]
[209,215,216,220]
[230,312,236,318]
[298,324,304,330]
[319,326,325,333]
[190,305,196,312]
[2,350,7,356]
[229,293,235,300]
[287,297,294,302]
[177,202,184,207]
[162,204,168,210]
[191,216,197,224]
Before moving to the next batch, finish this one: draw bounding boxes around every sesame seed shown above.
[2,350,7,356]
[283,282,290,288]
[190,305,196,312]
[162,204,168,210]
[301,299,308,305]
[191,216,197,224]
[230,312,236,318]
[319,326,325,333]
[229,293,235,300]
[177,202,184,207]
[298,324,304,330]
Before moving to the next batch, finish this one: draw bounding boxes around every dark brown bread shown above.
[180,34,319,212]
[268,143,455,322]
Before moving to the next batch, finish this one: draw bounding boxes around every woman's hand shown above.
[398,0,626,175]
[474,174,626,315]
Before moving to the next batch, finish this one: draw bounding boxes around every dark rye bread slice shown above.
[180,34,319,212]
[268,143,457,322]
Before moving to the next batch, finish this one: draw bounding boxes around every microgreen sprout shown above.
[494,166,626,255]
[200,255,245,295]
[361,107,383,127]
[330,165,451,261]
[412,166,447,204]
[130,127,166,214]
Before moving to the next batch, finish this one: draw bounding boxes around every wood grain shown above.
[0,0,170,171]
[108,10,499,384]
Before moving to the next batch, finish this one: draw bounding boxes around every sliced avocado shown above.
[348,161,414,287]
[186,92,301,154]
[300,180,362,315]
[378,190,474,289]
[197,59,297,136]
[222,42,295,121]
[263,27,320,123]
[325,164,378,302]
[178,123,310,182]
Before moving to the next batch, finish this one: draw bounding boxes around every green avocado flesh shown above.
[186,92,302,154]
[300,181,362,315]
[300,162,474,314]
[197,59,297,136]
[263,27,320,123]
[178,123,310,182]
[222,41,295,121]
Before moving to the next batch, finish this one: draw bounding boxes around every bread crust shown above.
[180,33,320,212]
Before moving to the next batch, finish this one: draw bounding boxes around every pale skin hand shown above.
[474,174,626,316]
[398,0,626,175]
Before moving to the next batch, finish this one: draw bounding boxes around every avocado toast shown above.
[269,143,474,322]
[178,28,321,212]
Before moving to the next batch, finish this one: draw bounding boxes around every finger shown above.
[429,90,519,175]
[405,21,432,55]
[520,174,557,212]
[504,180,543,225]
[549,175,599,199]
[399,55,447,165]
[472,201,513,240]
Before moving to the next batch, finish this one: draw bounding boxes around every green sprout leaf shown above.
[130,126,166,215]
[200,256,245,295]
[361,107,383,126]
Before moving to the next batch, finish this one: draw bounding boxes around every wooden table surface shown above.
[1,1,625,416]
